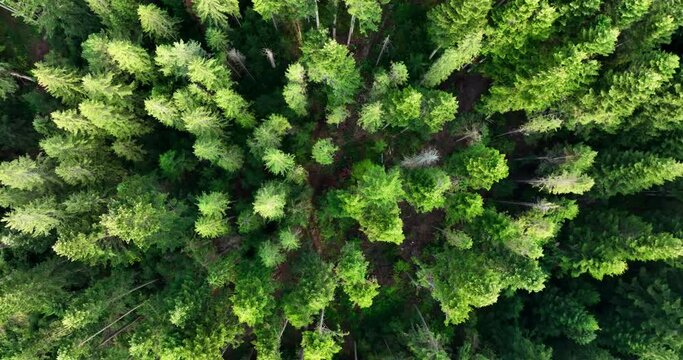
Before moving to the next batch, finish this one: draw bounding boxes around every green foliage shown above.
[283,62,308,117]
[302,36,361,108]
[423,31,483,88]
[403,167,452,213]
[193,0,240,28]
[253,182,289,220]
[559,209,683,279]
[106,40,155,83]
[283,254,337,328]
[32,63,82,104]
[592,150,683,198]
[311,138,338,165]
[337,163,405,244]
[344,0,390,35]
[1,1,682,358]
[428,0,491,47]
[336,242,379,308]
[138,4,178,41]
[447,144,509,190]
[263,149,296,176]
[301,328,344,360]
[231,265,276,326]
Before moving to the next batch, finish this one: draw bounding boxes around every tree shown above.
[302,35,362,109]
[195,192,230,238]
[427,0,491,49]
[558,209,683,279]
[403,167,452,213]
[231,265,276,327]
[591,150,683,199]
[263,149,296,176]
[106,40,156,83]
[446,144,509,190]
[343,0,390,41]
[138,4,178,41]
[32,63,82,104]
[312,138,338,165]
[253,182,289,221]
[301,327,344,360]
[336,242,379,308]
[193,0,240,28]
[336,162,405,244]
[0,156,47,191]
[283,254,337,328]
[563,51,680,131]
[2,197,62,237]
[283,63,308,117]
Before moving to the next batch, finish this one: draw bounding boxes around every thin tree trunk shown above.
[347,15,355,46]
[429,46,441,60]
[376,35,390,66]
[332,0,339,40]
[354,341,358,360]
[294,20,303,45]
[79,302,146,347]
[107,279,158,304]
[314,0,320,29]
[272,16,278,31]
[0,3,18,15]
[496,129,523,137]
[8,71,35,82]
[98,316,141,347]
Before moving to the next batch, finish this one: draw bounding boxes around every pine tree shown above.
[282,253,337,328]
[2,197,62,237]
[592,150,683,199]
[423,31,483,88]
[343,0,390,36]
[138,4,178,41]
[559,209,683,279]
[336,242,379,308]
[107,40,156,83]
[446,144,509,191]
[311,138,338,166]
[302,36,361,109]
[427,0,491,49]
[253,182,289,221]
[231,265,276,327]
[32,63,82,104]
[403,167,452,213]
[283,63,308,117]
[193,0,240,28]
[263,149,296,176]
[337,162,405,244]
[0,156,47,191]
[301,327,344,360]
[155,40,207,78]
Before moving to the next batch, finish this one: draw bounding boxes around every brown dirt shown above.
[399,205,445,260]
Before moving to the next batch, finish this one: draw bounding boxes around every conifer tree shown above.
[312,138,338,165]
[283,254,337,328]
[336,162,405,244]
[193,0,240,28]
[283,63,308,117]
[446,144,508,191]
[423,31,483,88]
[336,242,379,308]
[32,63,82,104]
[427,0,491,49]
[138,4,178,41]
[106,40,156,83]
[559,209,683,279]
[592,150,683,198]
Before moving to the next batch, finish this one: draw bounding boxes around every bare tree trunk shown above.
[332,1,340,41]
[8,71,35,82]
[79,302,146,347]
[272,16,278,31]
[314,0,320,29]
[376,35,390,66]
[98,316,141,347]
[429,46,441,60]
[347,15,355,46]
